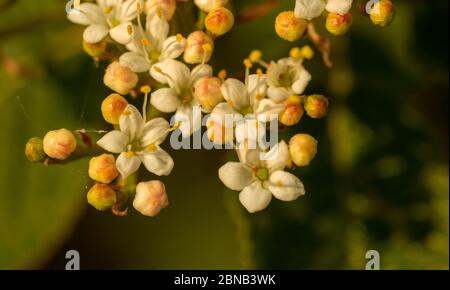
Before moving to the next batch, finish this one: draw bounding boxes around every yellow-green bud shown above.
[304,94,329,118]
[25,137,46,163]
[289,133,318,167]
[279,95,304,126]
[275,11,308,42]
[103,61,139,95]
[184,31,214,64]
[133,180,168,217]
[370,0,394,27]
[101,93,128,125]
[83,40,108,61]
[88,154,119,184]
[193,76,224,111]
[43,129,76,160]
[205,7,234,36]
[326,12,352,35]
[87,183,117,211]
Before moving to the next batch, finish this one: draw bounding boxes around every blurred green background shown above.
[0,0,448,269]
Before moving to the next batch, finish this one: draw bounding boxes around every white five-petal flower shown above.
[219,141,305,213]
[97,104,174,179]
[119,12,186,73]
[68,0,142,44]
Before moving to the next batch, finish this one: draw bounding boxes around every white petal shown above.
[268,170,305,201]
[174,104,202,138]
[294,0,326,20]
[116,152,141,179]
[67,3,106,26]
[119,105,144,141]
[110,22,134,45]
[83,24,109,44]
[263,140,290,172]
[218,162,255,191]
[239,181,272,213]
[160,35,186,60]
[97,130,128,153]
[325,0,353,14]
[247,74,267,106]
[255,99,285,122]
[267,86,290,103]
[150,88,180,113]
[190,64,213,85]
[140,147,174,176]
[146,12,169,45]
[151,59,190,89]
[120,0,141,22]
[235,118,265,145]
[221,78,249,112]
[292,67,311,95]
[120,52,151,73]
[141,118,170,146]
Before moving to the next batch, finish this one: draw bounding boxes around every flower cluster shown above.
[24,0,393,216]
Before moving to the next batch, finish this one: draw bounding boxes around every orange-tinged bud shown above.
[133,180,168,217]
[304,94,329,118]
[326,12,352,35]
[370,0,394,27]
[275,11,308,42]
[279,95,304,126]
[205,7,234,36]
[184,31,214,64]
[88,154,119,184]
[103,61,139,95]
[43,129,76,160]
[87,183,117,211]
[193,77,224,111]
[101,93,128,124]
[289,133,318,167]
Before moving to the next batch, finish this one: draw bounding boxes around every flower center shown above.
[180,89,193,104]
[241,106,253,116]
[255,167,269,181]
[278,68,296,88]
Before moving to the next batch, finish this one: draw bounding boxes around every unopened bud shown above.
[304,94,329,118]
[145,0,176,20]
[193,77,224,111]
[205,7,234,36]
[88,154,119,184]
[194,0,229,12]
[279,95,304,126]
[275,11,308,42]
[369,0,394,27]
[43,129,76,160]
[289,133,318,167]
[25,137,46,162]
[101,93,129,124]
[103,61,139,95]
[83,40,108,61]
[87,183,117,211]
[184,31,214,64]
[133,180,169,217]
[326,12,352,35]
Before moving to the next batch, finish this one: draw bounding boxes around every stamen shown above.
[176,34,184,43]
[103,6,113,14]
[249,50,262,63]
[140,37,150,46]
[140,85,152,121]
[256,68,263,76]
[201,43,213,64]
[300,45,314,60]
[290,47,302,59]
[127,24,133,35]
[218,69,227,80]
[153,67,180,93]
[147,144,157,152]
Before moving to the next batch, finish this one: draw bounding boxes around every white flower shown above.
[194,0,229,12]
[68,0,142,44]
[219,141,305,213]
[150,59,212,137]
[97,104,173,179]
[119,12,186,73]
[266,57,311,103]
[208,74,284,144]
[294,0,353,21]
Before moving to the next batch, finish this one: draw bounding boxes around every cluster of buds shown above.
[275,0,394,40]
[25,129,78,163]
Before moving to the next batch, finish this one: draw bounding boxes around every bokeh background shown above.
[0,0,448,269]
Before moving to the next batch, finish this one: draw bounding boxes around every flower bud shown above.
[326,12,352,35]
[194,0,229,12]
[87,183,117,211]
[103,61,139,95]
[133,180,169,217]
[304,94,329,118]
[145,0,176,20]
[43,129,76,160]
[205,7,234,36]
[101,93,128,124]
[369,0,394,27]
[88,154,119,184]
[289,133,318,167]
[279,95,304,126]
[184,31,214,64]
[82,40,108,61]
[25,137,46,163]
[193,76,224,111]
[275,11,308,42]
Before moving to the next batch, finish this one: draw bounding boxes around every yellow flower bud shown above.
[370,0,394,27]
[43,129,76,160]
[289,133,318,167]
[87,183,117,211]
[275,11,308,42]
[101,93,128,125]
[279,95,304,126]
[193,76,224,111]
[304,94,329,118]
[133,180,169,217]
[184,31,214,64]
[82,40,108,61]
[205,7,234,36]
[88,154,119,184]
[25,137,46,163]
[145,0,176,20]
[326,12,352,35]
[103,61,139,95]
